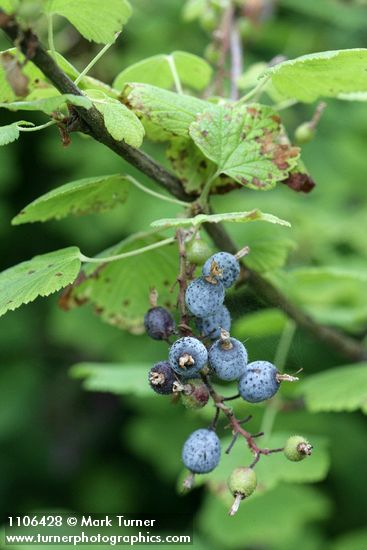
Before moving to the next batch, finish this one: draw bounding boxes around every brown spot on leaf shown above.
[282,172,316,193]
[55,272,63,277]
[28,270,35,275]
[122,299,130,307]
[1,52,29,96]
[247,106,259,118]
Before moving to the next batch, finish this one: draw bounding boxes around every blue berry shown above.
[196,305,231,340]
[209,334,248,381]
[144,307,176,340]
[202,252,240,288]
[182,428,221,473]
[169,336,208,377]
[238,361,279,403]
[148,361,177,395]
[185,277,225,318]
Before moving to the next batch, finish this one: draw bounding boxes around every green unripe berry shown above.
[200,9,218,32]
[284,435,312,462]
[204,43,220,65]
[295,123,315,144]
[228,467,257,498]
[186,239,213,266]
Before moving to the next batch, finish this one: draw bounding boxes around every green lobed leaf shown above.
[0,48,55,102]
[113,51,212,92]
[87,90,145,147]
[70,363,152,396]
[0,121,33,146]
[299,364,367,414]
[267,49,367,103]
[12,174,131,224]
[244,238,297,272]
[151,210,291,228]
[166,138,236,195]
[124,83,213,137]
[269,267,367,333]
[0,247,81,317]
[45,0,132,43]
[198,484,331,548]
[0,93,92,114]
[279,0,367,31]
[189,103,300,190]
[61,231,178,333]
[232,308,288,339]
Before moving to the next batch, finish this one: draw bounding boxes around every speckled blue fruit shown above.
[144,307,176,340]
[196,305,231,340]
[148,361,176,395]
[169,337,208,377]
[209,337,248,381]
[182,429,221,473]
[185,277,225,318]
[202,252,240,288]
[238,361,279,403]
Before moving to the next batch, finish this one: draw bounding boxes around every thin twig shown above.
[1,11,366,362]
[176,229,189,329]
[229,20,243,100]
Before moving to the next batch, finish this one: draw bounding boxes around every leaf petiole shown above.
[79,237,175,264]
[74,34,120,86]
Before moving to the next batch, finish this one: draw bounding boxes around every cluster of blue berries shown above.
[145,248,310,515]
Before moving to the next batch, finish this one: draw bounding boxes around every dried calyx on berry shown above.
[144,306,176,341]
[169,337,208,377]
[284,435,313,462]
[202,252,240,288]
[238,361,299,403]
[148,361,177,395]
[228,467,257,516]
[173,378,210,409]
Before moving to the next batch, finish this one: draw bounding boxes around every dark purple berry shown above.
[144,306,176,340]
[148,361,176,395]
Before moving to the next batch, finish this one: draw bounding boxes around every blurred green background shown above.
[1,0,367,548]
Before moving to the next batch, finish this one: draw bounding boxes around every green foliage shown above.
[12,174,131,224]
[270,267,367,332]
[0,94,92,114]
[0,0,18,13]
[198,484,331,548]
[65,232,177,332]
[151,210,291,228]
[86,90,145,147]
[124,83,212,137]
[0,120,33,145]
[300,364,367,414]
[189,103,300,189]
[232,309,288,339]
[267,49,367,102]
[244,238,297,272]
[70,362,152,396]
[44,0,132,43]
[0,247,81,317]
[113,51,212,91]
[331,528,367,550]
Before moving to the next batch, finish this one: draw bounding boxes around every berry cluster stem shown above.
[201,373,284,466]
